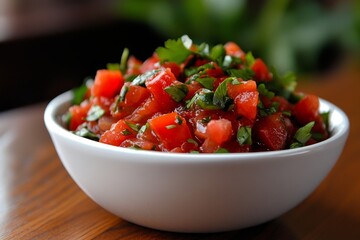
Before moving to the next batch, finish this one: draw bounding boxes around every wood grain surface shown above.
[0,59,359,239]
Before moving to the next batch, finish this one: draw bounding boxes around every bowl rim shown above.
[44,90,350,163]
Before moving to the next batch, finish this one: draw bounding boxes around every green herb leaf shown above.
[86,105,105,121]
[184,63,215,77]
[175,115,183,125]
[237,126,252,145]
[227,68,254,80]
[156,37,192,64]
[215,148,229,153]
[119,85,129,102]
[125,121,140,132]
[294,121,315,145]
[321,111,330,130]
[258,83,275,99]
[166,124,177,129]
[62,111,72,128]
[186,89,219,110]
[213,77,234,109]
[120,48,129,74]
[139,123,149,134]
[196,77,215,90]
[165,84,188,102]
[187,138,198,146]
[245,52,255,67]
[74,127,99,141]
[131,69,160,86]
[72,82,89,105]
[107,63,121,71]
[121,129,132,136]
[210,44,226,64]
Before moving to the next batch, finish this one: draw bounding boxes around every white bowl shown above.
[44,90,349,233]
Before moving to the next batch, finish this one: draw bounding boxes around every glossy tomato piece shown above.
[293,94,319,125]
[227,80,257,99]
[126,56,142,76]
[120,138,157,151]
[234,91,259,120]
[148,112,192,150]
[253,113,288,151]
[252,59,272,82]
[125,96,162,124]
[100,119,137,146]
[145,68,179,112]
[91,70,124,98]
[224,42,246,60]
[205,119,233,145]
[68,101,91,131]
[162,62,181,78]
[140,54,160,73]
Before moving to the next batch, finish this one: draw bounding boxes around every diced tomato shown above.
[252,59,272,82]
[253,113,288,151]
[293,94,319,125]
[272,96,292,112]
[123,85,150,107]
[227,80,257,99]
[224,42,246,61]
[234,91,259,120]
[68,101,91,131]
[206,65,224,78]
[125,96,162,124]
[205,119,232,145]
[91,96,114,115]
[162,62,181,78]
[148,112,192,150]
[91,70,124,98]
[98,115,117,132]
[140,54,160,73]
[126,56,142,76]
[201,138,221,153]
[120,138,157,151]
[100,120,137,146]
[145,68,179,112]
[185,81,202,100]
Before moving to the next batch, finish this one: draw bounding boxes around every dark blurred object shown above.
[0,0,163,111]
[117,0,359,74]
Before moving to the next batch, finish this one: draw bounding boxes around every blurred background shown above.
[0,0,358,112]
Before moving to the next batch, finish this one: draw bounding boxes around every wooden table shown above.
[1,59,359,239]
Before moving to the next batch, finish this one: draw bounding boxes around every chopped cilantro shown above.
[175,115,183,125]
[237,126,252,145]
[258,83,275,99]
[156,37,192,64]
[245,52,255,67]
[227,68,254,80]
[131,69,160,86]
[210,44,226,64]
[166,124,177,129]
[196,77,215,90]
[213,77,234,109]
[125,121,140,132]
[121,129,132,136]
[187,138,198,146]
[107,63,121,71]
[165,84,188,102]
[74,127,99,141]
[72,81,89,105]
[215,148,229,153]
[86,105,105,121]
[120,48,129,74]
[290,121,315,148]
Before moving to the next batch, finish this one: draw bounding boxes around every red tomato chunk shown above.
[64,36,330,153]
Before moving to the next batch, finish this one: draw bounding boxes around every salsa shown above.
[63,35,330,153]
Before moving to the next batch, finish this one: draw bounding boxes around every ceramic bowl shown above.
[44,90,349,233]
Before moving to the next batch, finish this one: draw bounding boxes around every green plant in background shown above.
[116,0,359,74]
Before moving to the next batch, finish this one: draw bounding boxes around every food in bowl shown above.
[62,35,330,153]
[44,91,349,232]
